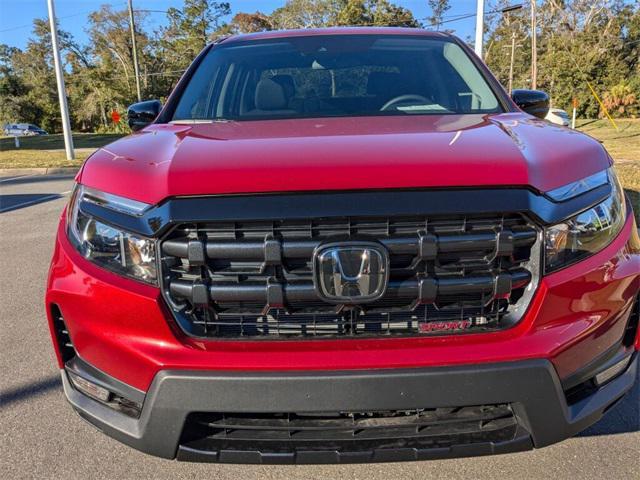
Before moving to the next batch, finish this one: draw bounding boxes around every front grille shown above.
[161,212,539,338]
[178,404,523,462]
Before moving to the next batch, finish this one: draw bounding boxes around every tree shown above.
[270,0,343,29]
[484,0,639,117]
[337,0,419,27]
[427,0,451,30]
[484,1,531,93]
[227,12,273,34]
[160,0,230,72]
[0,45,28,125]
[602,81,639,117]
[82,5,154,129]
[8,19,72,132]
[269,0,419,29]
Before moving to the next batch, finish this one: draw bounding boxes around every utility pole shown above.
[530,0,537,90]
[128,0,142,102]
[475,0,485,57]
[508,32,516,94]
[47,0,74,160]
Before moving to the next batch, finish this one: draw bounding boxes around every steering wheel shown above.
[380,94,431,111]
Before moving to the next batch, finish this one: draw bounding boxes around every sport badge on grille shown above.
[313,242,389,304]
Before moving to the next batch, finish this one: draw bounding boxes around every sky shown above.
[0,0,486,50]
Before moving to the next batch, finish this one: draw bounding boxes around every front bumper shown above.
[48,205,640,462]
[63,353,637,462]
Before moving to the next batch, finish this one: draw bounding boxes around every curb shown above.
[0,166,80,177]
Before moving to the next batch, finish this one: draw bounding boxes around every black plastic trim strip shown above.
[176,428,533,464]
[65,356,146,405]
[561,341,635,391]
[80,185,611,238]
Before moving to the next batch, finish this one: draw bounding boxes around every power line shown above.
[1,3,527,34]
[425,4,525,26]
[0,3,127,34]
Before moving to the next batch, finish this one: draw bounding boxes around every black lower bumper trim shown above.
[61,354,637,463]
[176,428,534,464]
[175,404,525,463]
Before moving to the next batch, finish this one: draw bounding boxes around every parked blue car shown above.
[3,123,48,136]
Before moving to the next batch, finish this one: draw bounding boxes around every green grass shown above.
[575,119,640,220]
[0,132,124,151]
[0,133,123,168]
[576,118,640,162]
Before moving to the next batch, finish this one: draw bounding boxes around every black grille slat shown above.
[163,229,536,263]
[179,405,520,454]
[169,270,532,305]
[161,213,538,338]
[200,406,513,432]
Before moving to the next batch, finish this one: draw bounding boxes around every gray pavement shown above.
[1,174,638,480]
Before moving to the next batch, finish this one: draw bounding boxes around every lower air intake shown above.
[177,404,531,463]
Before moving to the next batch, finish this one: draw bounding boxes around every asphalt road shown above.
[1,174,638,480]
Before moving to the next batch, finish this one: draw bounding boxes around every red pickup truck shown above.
[46,28,639,463]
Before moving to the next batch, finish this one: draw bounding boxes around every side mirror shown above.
[511,89,550,119]
[127,100,162,131]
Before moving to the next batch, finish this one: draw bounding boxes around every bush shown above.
[601,81,639,118]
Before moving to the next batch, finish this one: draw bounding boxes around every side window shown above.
[172,55,223,120]
[442,43,498,111]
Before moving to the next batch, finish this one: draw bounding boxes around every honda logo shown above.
[313,242,389,303]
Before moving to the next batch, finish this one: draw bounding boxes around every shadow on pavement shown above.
[0,174,76,186]
[0,193,63,213]
[0,374,61,409]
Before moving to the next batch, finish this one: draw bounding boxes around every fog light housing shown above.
[594,355,633,387]
[68,371,111,402]
[67,371,143,418]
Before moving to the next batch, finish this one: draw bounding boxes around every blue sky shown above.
[0,0,485,49]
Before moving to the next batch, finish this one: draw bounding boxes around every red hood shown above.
[79,113,610,205]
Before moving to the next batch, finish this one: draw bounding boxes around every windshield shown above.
[172,34,503,122]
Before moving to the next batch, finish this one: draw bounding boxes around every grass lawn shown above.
[575,119,640,217]
[0,133,123,168]
[576,118,640,162]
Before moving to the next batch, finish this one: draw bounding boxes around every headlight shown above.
[66,185,157,284]
[545,168,626,273]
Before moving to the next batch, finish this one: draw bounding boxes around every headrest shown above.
[270,75,295,99]
[255,78,289,110]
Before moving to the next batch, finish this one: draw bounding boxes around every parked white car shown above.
[545,108,570,126]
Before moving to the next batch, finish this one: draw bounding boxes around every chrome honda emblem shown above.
[313,242,389,303]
